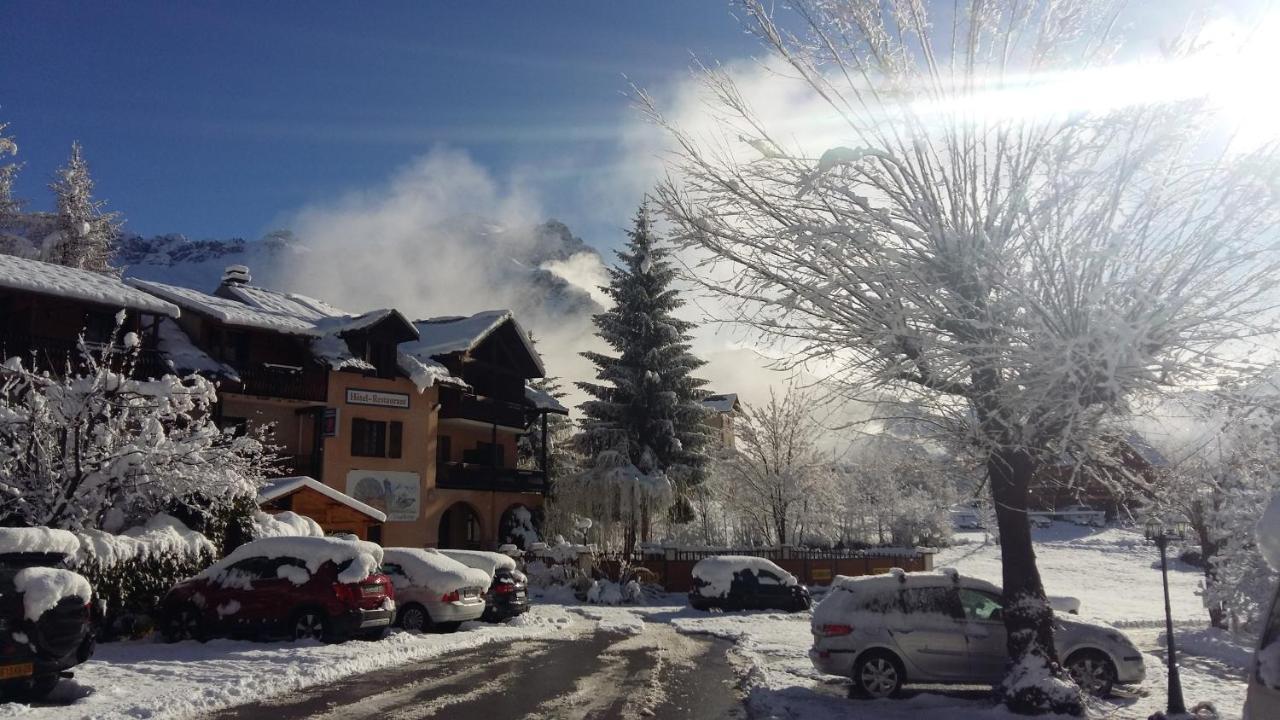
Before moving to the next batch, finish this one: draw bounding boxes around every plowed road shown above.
[201,624,746,720]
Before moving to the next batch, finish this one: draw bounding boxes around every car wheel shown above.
[290,609,330,642]
[1065,650,1117,697]
[851,650,905,699]
[398,604,433,633]
[162,604,207,643]
[14,674,59,701]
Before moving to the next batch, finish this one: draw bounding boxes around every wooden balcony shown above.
[225,364,328,403]
[0,332,170,379]
[436,462,547,494]
[438,389,534,429]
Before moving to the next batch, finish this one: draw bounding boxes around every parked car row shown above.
[685,555,1142,703]
[160,538,528,644]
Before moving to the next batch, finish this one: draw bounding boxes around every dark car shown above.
[0,529,96,700]
[688,556,811,612]
[438,549,529,621]
[160,536,394,643]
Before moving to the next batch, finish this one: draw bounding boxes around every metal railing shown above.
[0,332,170,379]
[226,365,328,402]
[435,461,547,493]
[438,390,533,429]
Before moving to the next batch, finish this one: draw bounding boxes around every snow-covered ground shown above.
[1,606,578,719]
[2,523,1255,719]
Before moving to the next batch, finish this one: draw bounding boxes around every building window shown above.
[351,418,402,458]
[463,442,504,466]
[437,435,452,465]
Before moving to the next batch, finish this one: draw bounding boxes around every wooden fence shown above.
[595,547,935,593]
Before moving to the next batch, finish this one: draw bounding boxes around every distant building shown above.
[701,392,741,450]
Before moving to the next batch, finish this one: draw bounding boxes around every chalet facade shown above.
[125,266,565,549]
[702,392,741,450]
[0,253,179,378]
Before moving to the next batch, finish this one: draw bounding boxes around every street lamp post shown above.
[1145,518,1188,717]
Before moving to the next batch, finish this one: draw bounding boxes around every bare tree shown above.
[645,0,1280,712]
[722,384,831,546]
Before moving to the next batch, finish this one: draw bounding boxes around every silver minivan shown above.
[810,570,1145,698]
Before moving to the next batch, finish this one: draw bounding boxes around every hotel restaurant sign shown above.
[345,388,410,409]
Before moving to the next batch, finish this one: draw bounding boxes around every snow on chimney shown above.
[222,265,252,285]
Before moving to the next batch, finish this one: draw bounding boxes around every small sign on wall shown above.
[346,388,410,409]
[322,407,340,438]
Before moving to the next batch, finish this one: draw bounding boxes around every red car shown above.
[160,536,394,643]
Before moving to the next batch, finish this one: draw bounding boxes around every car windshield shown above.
[959,588,1002,621]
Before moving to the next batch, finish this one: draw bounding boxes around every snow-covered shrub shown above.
[585,579,642,605]
[72,514,216,639]
[0,338,272,532]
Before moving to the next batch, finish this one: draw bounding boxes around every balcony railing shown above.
[0,332,170,379]
[225,365,328,403]
[438,390,534,429]
[436,462,547,494]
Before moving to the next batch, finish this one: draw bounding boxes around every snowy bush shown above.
[0,335,272,531]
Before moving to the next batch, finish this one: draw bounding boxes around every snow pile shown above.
[201,536,383,586]
[586,579,642,605]
[537,535,589,563]
[998,651,1084,716]
[690,556,797,598]
[397,350,459,393]
[382,548,490,593]
[572,606,645,635]
[250,510,325,539]
[1257,492,1280,572]
[12,567,92,621]
[438,549,517,578]
[0,527,81,557]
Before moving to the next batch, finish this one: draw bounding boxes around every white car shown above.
[810,571,1144,699]
[380,548,489,632]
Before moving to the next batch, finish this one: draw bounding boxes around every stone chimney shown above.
[221,265,252,286]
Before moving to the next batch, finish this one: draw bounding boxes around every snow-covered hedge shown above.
[71,514,217,638]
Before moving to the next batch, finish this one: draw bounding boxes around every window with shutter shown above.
[388,421,402,458]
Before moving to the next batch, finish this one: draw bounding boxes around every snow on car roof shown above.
[690,555,798,597]
[0,527,81,557]
[437,548,517,576]
[830,569,1000,595]
[200,536,383,585]
[0,254,180,317]
[382,548,490,593]
[258,476,388,523]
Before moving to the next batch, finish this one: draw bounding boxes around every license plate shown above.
[0,663,32,680]
[361,585,383,597]
[463,588,480,599]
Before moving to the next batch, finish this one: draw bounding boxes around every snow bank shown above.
[690,556,796,598]
[0,527,81,557]
[586,580,642,605]
[1258,492,1280,572]
[201,536,382,586]
[12,567,92,621]
[438,549,517,578]
[250,510,325,539]
[383,548,490,593]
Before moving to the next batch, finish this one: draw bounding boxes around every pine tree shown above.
[44,142,120,274]
[572,204,711,553]
[0,122,25,257]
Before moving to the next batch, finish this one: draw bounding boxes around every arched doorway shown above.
[438,502,483,549]
[499,504,541,549]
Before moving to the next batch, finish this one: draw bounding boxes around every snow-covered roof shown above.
[526,382,569,414]
[407,310,545,375]
[0,254,180,317]
[259,476,388,523]
[222,283,352,320]
[129,279,319,336]
[702,393,740,414]
[156,318,240,380]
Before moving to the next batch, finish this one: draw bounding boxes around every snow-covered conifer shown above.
[44,142,120,274]
[570,204,712,554]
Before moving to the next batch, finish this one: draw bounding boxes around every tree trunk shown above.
[988,448,1081,715]
[1193,518,1227,630]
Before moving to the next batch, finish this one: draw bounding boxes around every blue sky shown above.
[1,2,757,244]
